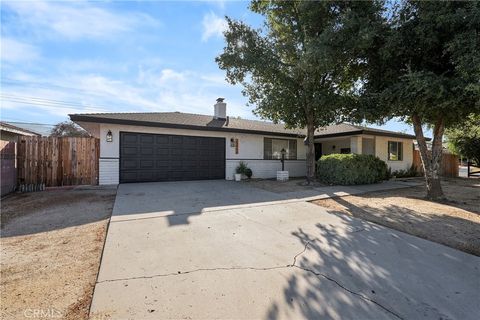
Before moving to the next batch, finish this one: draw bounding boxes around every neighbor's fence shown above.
[17,136,99,188]
[413,150,459,178]
[1,140,17,196]
[467,162,480,178]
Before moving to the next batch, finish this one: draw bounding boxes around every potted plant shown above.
[235,161,248,181]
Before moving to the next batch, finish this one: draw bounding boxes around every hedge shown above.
[317,154,388,185]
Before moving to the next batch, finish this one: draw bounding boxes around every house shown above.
[70,99,416,185]
[1,121,41,141]
[1,122,41,196]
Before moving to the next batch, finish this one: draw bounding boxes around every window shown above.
[264,138,297,160]
[340,148,351,154]
[388,141,403,161]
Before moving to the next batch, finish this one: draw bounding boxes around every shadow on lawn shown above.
[266,211,480,320]
[328,194,480,256]
[0,188,116,237]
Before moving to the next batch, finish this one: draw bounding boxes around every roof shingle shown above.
[70,112,416,139]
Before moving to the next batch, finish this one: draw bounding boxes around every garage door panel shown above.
[155,148,169,156]
[122,146,138,156]
[120,132,225,183]
[139,135,154,144]
[121,159,138,169]
[171,136,183,144]
[122,134,138,144]
[155,136,169,144]
[140,160,154,168]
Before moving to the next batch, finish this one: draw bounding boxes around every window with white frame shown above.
[388,141,403,161]
[264,138,297,160]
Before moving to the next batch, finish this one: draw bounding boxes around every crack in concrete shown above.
[289,241,310,267]
[96,265,289,284]
[294,265,403,319]
[292,242,403,320]
[96,241,401,319]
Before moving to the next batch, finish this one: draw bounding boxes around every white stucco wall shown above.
[374,136,414,172]
[316,134,414,172]
[97,123,307,184]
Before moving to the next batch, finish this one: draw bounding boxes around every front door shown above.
[315,143,322,161]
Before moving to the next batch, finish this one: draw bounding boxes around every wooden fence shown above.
[17,136,99,187]
[413,150,459,178]
[1,140,17,196]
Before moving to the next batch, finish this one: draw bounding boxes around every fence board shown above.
[17,136,99,187]
[1,140,17,196]
[413,150,459,177]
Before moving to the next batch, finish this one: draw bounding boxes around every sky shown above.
[1,0,417,135]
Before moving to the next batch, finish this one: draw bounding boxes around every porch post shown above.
[350,136,362,154]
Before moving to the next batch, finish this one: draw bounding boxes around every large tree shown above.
[50,121,90,137]
[216,0,384,182]
[360,1,480,199]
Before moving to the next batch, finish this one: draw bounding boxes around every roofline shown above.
[69,115,306,138]
[314,129,418,140]
[70,115,421,141]
[0,122,41,136]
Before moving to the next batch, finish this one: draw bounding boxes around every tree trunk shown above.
[306,121,316,184]
[411,114,446,200]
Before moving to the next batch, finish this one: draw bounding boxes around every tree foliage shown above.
[446,114,480,165]
[359,1,480,199]
[50,121,90,137]
[216,0,385,181]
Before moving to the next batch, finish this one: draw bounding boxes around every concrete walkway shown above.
[90,180,479,320]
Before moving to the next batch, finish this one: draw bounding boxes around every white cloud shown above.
[1,38,40,63]
[3,1,159,40]
[1,66,253,120]
[201,12,227,42]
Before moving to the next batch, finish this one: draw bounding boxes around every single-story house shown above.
[70,99,416,185]
[1,121,40,141]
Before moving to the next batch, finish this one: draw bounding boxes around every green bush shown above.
[390,164,420,178]
[317,154,388,185]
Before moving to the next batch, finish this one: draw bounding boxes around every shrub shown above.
[244,168,253,179]
[317,154,388,185]
[390,164,420,178]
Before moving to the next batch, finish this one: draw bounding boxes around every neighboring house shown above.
[0,121,40,141]
[70,99,416,185]
[2,121,51,137]
[0,122,40,196]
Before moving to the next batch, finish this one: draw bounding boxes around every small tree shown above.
[216,0,384,182]
[446,114,480,166]
[361,1,480,200]
[50,121,90,137]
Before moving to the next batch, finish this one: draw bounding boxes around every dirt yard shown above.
[313,178,480,256]
[245,177,326,193]
[1,186,117,320]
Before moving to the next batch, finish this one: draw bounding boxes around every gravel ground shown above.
[313,178,480,256]
[1,186,117,320]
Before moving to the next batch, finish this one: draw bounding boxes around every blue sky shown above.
[1,0,416,135]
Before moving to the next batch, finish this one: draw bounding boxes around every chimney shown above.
[214,97,226,119]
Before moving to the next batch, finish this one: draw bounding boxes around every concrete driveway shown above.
[90,180,480,320]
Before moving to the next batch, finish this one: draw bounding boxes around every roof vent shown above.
[214,98,226,120]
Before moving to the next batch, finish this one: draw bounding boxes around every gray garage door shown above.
[120,132,225,183]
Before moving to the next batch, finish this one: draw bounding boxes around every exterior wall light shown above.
[106,130,113,142]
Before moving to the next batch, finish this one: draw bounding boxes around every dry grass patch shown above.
[1,187,116,320]
[312,178,480,256]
